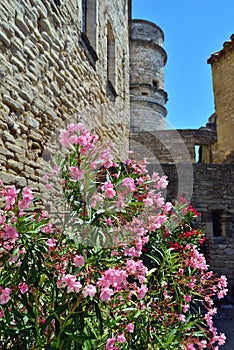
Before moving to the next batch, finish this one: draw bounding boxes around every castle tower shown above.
[130,19,167,131]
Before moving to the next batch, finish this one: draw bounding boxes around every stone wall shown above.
[207,34,234,163]
[0,0,130,191]
[130,128,216,163]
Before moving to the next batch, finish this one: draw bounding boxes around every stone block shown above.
[0,30,10,47]
[9,56,25,72]
[1,22,14,38]
[15,15,30,36]
[0,172,27,188]
[25,115,40,129]
[38,18,52,36]
[5,142,25,156]
[224,248,234,256]
[7,159,24,172]
[27,130,43,143]
[2,95,25,113]
[2,131,16,144]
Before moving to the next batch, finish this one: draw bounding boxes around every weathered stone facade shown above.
[205,34,234,164]
[0,0,130,191]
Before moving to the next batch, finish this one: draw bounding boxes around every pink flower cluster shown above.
[61,274,82,293]
[0,287,11,305]
[3,185,18,209]
[18,187,34,210]
[59,123,98,153]
[187,246,208,271]
[69,166,85,181]
[106,334,126,350]
[102,181,116,199]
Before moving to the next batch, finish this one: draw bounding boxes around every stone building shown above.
[0,1,234,291]
[0,0,131,191]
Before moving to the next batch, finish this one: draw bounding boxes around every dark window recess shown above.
[82,0,87,32]
[106,79,117,101]
[79,33,98,69]
[142,92,148,96]
[152,79,159,88]
[53,0,61,6]
[106,22,117,100]
[212,210,223,237]
[80,0,98,69]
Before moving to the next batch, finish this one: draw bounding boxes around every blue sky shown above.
[132,0,234,129]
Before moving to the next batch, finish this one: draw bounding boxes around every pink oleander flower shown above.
[99,149,113,168]
[117,334,126,343]
[97,268,128,290]
[59,129,71,147]
[83,284,97,297]
[0,287,11,305]
[103,181,116,198]
[67,122,85,132]
[187,246,208,271]
[1,225,18,240]
[61,274,82,293]
[163,201,172,213]
[184,295,191,303]
[106,337,118,350]
[217,288,228,299]
[152,172,160,182]
[217,333,226,346]
[179,314,186,322]
[183,304,190,313]
[18,187,34,209]
[155,175,168,190]
[5,185,18,206]
[46,238,56,252]
[41,223,53,233]
[121,177,136,192]
[186,344,196,350]
[104,217,114,226]
[19,283,29,294]
[73,254,85,267]
[69,166,85,181]
[137,284,148,299]
[53,165,60,176]
[218,275,228,288]
[100,287,114,301]
[126,323,134,333]
[22,187,33,199]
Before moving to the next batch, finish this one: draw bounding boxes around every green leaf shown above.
[166,328,177,345]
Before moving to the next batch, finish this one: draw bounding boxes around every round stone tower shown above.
[130,20,167,131]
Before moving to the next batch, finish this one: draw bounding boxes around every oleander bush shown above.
[0,124,227,349]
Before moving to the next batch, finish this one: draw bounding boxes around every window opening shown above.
[80,0,98,67]
[195,145,203,163]
[212,210,223,237]
[106,21,117,99]
[152,79,159,88]
[107,22,115,86]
